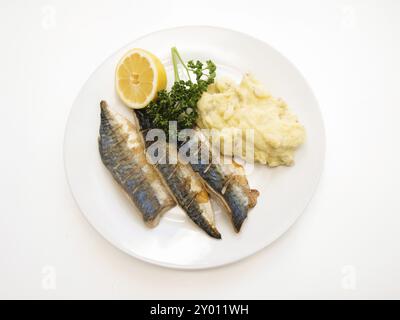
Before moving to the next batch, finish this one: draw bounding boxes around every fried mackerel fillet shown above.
[189,130,259,232]
[135,110,221,239]
[98,101,176,227]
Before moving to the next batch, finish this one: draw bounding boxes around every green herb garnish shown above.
[144,47,216,133]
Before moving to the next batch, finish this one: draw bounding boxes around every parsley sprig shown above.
[144,47,216,133]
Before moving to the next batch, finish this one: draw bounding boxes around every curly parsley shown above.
[144,47,216,133]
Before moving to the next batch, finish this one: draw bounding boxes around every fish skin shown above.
[189,131,260,232]
[135,110,221,239]
[156,155,221,239]
[98,101,176,227]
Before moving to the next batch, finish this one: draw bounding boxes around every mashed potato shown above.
[197,74,306,167]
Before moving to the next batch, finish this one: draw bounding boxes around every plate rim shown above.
[63,25,326,270]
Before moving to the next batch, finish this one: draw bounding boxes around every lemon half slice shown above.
[115,48,166,109]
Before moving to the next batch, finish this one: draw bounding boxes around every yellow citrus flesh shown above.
[115,48,166,109]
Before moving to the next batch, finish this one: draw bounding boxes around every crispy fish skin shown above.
[190,131,259,232]
[135,110,221,239]
[98,101,176,227]
[156,155,221,239]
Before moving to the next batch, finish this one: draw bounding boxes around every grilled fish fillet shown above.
[135,110,221,239]
[186,130,259,232]
[98,101,176,227]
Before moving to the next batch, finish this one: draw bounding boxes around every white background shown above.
[0,0,399,299]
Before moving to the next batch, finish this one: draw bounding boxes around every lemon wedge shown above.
[115,48,166,109]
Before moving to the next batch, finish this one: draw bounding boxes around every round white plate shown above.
[64,26,325,269]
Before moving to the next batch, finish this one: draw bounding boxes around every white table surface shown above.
[1,0,399,300]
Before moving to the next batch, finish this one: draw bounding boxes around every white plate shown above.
[64,26,325,269]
